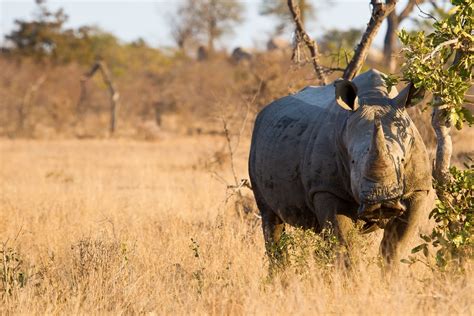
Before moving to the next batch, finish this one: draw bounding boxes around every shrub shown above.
[404,160,473,271]
[0,244,28,297]
[268,227,341,278]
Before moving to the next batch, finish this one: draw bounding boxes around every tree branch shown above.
[288,0,327,85]
[343,0,398,80]
[415,2,438,22]
[431,50,465,185]
[421,38,459,62]
[431,105,452,184]
[398,0,420,23]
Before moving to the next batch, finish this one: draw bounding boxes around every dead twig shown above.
[416,2,439,22]
[221,118,240,191]
[288,0,327,85]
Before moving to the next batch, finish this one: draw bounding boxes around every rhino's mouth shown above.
[358,200,406,234]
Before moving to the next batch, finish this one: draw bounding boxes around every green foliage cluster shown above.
[404,162,474,271]
[398,0,473,129]
[269,228,340,276]
[0,245,27,296]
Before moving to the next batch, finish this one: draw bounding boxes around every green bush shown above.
[0,245,28,296]
[398,0,473,129]
[267,227,341,278]
[404,161,474,271]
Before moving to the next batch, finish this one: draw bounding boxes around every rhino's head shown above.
[334,71,423,222]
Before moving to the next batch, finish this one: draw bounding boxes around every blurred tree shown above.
[320,28,362,52]
[260,0,314,35]
[4,0,172,72]
[383,0,427,72]
[170,0,244,54]
[169,0,201,52]
[4,1,112,65]
[5,0,68,61]
[382,1,454,72]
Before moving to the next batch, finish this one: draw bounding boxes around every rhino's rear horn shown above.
[364,119,395,181]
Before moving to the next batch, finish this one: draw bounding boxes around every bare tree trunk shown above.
[383,11,399,73]
[98,62,119,135]
[207,12,217,54]
[431,49,465,185]
[78,60,120,135]
[207,28,214,53]
[382,0,422,74]
[431,105,452,184]
[343,0,397,80]
[288,0,327,85]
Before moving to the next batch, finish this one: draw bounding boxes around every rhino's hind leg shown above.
[251,182,287,264]
[261,208,286,265]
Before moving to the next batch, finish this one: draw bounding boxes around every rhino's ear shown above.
[392,82,425,108]
[334,79,359,111]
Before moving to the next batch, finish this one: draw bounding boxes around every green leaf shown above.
[412,244,426,254]
[420,234,432,242]
[423,245,429,257]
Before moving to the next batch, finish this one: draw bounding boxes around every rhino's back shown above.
[249,84,346,223]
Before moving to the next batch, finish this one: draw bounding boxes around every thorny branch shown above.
[343,0,397,79]
[221,118,240,192]
[415,2,439,22]
[287,0,327,85]
[212,84,263,220]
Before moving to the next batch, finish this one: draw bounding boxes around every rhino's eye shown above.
[351,160,355,164]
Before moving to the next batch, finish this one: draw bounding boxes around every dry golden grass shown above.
[0,136,472,314]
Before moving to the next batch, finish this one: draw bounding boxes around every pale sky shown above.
[0,0,433,51]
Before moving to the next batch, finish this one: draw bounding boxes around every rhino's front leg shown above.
[380,190,431,265]
[313,192,355,264]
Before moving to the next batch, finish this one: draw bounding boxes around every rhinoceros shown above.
[249,69,432,263]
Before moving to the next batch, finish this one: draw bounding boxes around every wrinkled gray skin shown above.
[249,69,432,264]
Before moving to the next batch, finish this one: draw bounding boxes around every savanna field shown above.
[0,134,472,314]
[1,0,473,313]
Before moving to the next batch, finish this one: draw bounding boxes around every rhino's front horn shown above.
[364,119,395,181]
